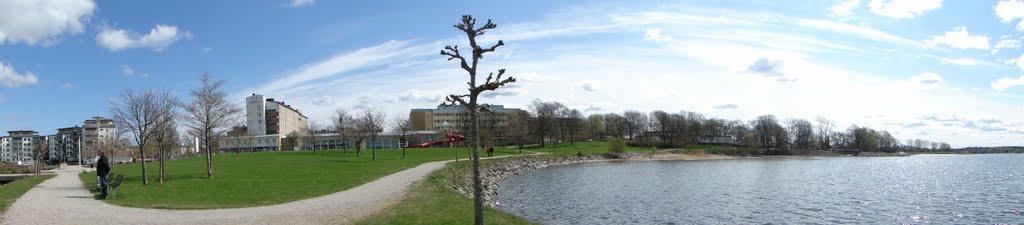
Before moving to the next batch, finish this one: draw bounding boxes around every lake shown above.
[497,154,1024,224]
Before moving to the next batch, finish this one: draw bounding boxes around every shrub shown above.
[609,137,626,155]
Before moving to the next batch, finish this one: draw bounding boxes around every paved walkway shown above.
[1,153,531,225]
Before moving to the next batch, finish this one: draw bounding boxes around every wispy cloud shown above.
[829,0,861,17]
[795,19,920,47]
[120,64,135,76]
[992,76,1024,92]
[868,0,942,19]
[288,0,314,7]
[924,26,990,50]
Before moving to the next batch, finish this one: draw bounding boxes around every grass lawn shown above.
[0,175,55,216]
[358,168,533,225]
[79,147,522,209]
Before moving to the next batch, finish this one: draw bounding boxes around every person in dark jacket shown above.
[96,151,110,199]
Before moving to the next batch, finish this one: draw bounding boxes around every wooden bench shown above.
[108,175,124,199]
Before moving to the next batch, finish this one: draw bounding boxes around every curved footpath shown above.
[1,155,489,225]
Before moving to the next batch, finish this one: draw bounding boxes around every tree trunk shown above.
[470,109,484,225]
[402,147,406,159]
[140,145,149,185]
[206,141,214,179]
[159,146,165,183]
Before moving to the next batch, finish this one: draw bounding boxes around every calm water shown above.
[497,154,1024,224]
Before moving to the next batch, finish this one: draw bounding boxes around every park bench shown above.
[108,175,124,199]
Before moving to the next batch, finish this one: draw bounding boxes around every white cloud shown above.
[868,0,942,19]
[713,104,739,110]
[0,0,95,46]
[1015,54,1024,71]
[121,65,135,76]
[939,57,977,66]
[924,26,989,50]
[909,72,943,88]
[397,89,444,103]
[829,0,861,17]
[996,0,1024,31]
[992,76,1024,91]
[289,0,314,7]
[62,82,72,88]
[795,19,919,47]
[96,24,193,52]
[0,62,39,88]
[644,28,672,42]
[992,36,1021,54]
[311,95,333,106]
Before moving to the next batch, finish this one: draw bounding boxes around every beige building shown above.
[81,116,116,162]
[409,104,525,143]
[221,94,309,151]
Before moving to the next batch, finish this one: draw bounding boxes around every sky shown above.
[1,0,1023,147]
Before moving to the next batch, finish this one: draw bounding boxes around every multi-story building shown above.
[49,126,82,164]
[1,131,45,165]
[221,94,309,151]
[81,116,116,162]
[409,104,526,141]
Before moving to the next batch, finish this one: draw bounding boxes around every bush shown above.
[608,137,626,154]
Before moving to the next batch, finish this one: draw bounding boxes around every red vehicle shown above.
[407,130,466,148]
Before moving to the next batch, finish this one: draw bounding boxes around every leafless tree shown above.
[152,99,179,183]
[182,73,242,179]
[33,139,47,176]
[529,99,560,148]
[815,117,835,150]
[390,116,412,159]
[110,89,176,185]
[305,120,323,153]
[439,15,516,225]
[331,108,353,154]
[360,108,386,161]
[505,111,532,154]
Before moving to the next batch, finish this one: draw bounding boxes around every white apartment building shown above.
[1,131,44,165]
[221,94,309,151]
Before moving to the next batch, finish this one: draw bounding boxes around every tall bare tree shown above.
[110,89,176,185]
[332,108,353,154]
[439,15,516,225]
[152,99,179,183]
[360,108,386,161]
[390,116,412,159]
[33,138,47,176]
[506,111,532,154]
[305,120,322,153]
[182,74,241,179]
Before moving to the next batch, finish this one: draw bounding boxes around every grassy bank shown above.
[0,175,55,216]
[79,147,521,209]
[357,168,533,225]
[519,141,652,155]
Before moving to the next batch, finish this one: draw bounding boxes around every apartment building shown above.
[1,131,45,165]
[221,94,309,151]
[50,126,82,164]
[81,116,116,161]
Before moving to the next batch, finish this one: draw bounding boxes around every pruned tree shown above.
[332,108,353,154]
[439,15,516,225]
[182,73,242,179]
[110,89,177,185]
[32,138,47,176]
[390,116,412,159]
[152,101,180,183]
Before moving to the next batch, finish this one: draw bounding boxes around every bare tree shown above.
[305,120,323,153]
[390,116,412,159]
[110,89,176,185]
[505,111,532,154]
[152,100,179,183]
[439,15,516,225]
[332,108,353,154]
[182,73,241,179]
[360,108,386,161]
[33,138,47,176]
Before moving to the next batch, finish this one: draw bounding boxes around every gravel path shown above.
[1,161,451,225]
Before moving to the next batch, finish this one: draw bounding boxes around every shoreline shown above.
[442,151,736,208]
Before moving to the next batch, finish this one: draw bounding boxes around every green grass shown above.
[358,168,533,225]
[79,147,522,209]
[0,175,55,215]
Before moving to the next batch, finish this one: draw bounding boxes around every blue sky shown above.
[1,0,1023,146]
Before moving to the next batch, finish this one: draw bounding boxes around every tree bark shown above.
[470,109,484,225]
[159,146,165,183]
[206,140,214,179]
[140,144,148,185]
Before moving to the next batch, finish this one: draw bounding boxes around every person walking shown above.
[486,147,494,157]
[96,151,111,199]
